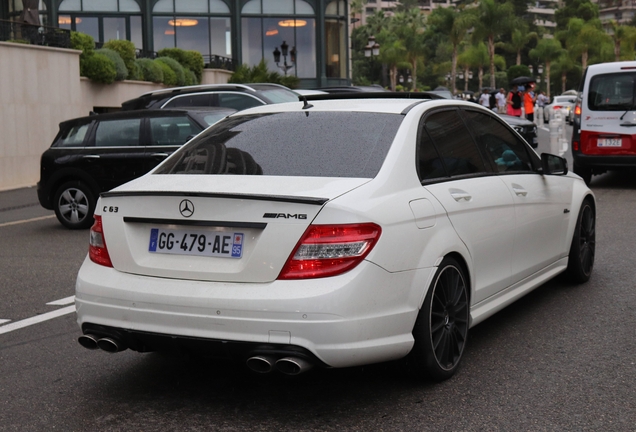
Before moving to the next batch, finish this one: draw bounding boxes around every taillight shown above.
[575,105,581,116]
[278,223,382,280]
[573,140,580,151]
[89,215,113,267]
[553,105,562,110]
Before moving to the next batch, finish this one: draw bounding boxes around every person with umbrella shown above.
[507,84,523,117]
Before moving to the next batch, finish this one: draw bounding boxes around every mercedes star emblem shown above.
[179,199,195,218]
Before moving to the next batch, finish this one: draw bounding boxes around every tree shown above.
[458,42,505,91]
[529,38,565,98]
[552,52,580,94]
[471,0,515,88]
[555,0,599,30]
[496,26,538,66]
[392,8,427,90]
[428,7,475,94]
[376,28,407,91]
[608,21,636,61]
[559,18,609,70]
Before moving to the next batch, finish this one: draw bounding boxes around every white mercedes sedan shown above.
[75,95,596,381]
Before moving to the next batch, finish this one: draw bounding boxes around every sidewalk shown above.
[0,185,53,225]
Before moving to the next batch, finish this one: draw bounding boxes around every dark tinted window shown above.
[588,72,636,111]
[462,110,533,173]
[149,116,202,146]
[423,110,489,176]
[155,112,403,177]
[54,122,91,147]
[417,128,447,181]
[94,118,141,147]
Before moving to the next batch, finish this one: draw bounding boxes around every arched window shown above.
[241,0,316,79]
[152,0,232,65]
[57,0,142,47]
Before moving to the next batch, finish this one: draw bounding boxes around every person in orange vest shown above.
[524,83,537,122]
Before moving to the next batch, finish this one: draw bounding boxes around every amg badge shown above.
[263,213,307,219]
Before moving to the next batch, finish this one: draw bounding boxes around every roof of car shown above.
[59,108,236,126]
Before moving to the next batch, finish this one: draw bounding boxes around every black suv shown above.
[121,83,299,111]
[38,108,234,229]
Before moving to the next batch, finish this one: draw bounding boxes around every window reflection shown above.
[75,16,99,41]
[325,19,345,78]
[103,17,126,42]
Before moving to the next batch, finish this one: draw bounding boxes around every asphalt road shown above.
[1,130,634,431]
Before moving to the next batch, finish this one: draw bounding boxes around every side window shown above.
[55,122,91,147]
[417,127,447,181]
[164,94,215,108]
[462,110,533,173]
[149,116,202,146]
[423,110,490,177]
[218,93,264,111]
[94,118,141,147]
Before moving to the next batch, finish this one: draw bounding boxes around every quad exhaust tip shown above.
[246,355,276,373]
[78,334,127,353]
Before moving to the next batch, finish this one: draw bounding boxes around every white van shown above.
[572,61,636,184]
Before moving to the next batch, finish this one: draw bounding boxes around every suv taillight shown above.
[89,215,113,267]
[574,104,581,116]
[278,223,382,280]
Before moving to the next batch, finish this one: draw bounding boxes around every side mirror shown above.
[540,153,568,175]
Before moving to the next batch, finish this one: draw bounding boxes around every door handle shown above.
[150,153,169,157]
[82,155,100,159]
[512,186,528,196]
[449,189,472,202]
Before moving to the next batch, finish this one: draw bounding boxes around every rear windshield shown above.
[154,112,403,178]
[588,72,636,111]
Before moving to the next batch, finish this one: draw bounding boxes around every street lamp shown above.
[364,36,380,57]
[273,41,296,75]
[538,64,544,74]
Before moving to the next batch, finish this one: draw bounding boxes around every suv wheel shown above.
[53,181,96,229]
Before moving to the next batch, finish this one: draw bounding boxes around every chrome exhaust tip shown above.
[78,334,100,350]
[275,357,313,375]
[246,355,276,373]
[96,337,126,353]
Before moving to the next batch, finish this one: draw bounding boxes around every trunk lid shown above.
[98,175,370,282]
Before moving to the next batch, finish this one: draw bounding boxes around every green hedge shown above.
[103,39,139,80]
[157,48,203,84]
[155,56,186,86]
[229,60,300,89]
[95,48,127,81]
[136,58,163,83]
[82,53,117,84]
[70,31,94,63]
[154,59,177,86]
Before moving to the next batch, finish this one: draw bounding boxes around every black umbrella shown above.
[511,76,535,85]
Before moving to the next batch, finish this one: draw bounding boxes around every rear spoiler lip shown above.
[100,190,329,206]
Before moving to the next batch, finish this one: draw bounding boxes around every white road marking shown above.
[0,319,10,325]
[47,295,75,306]
[0,215,56,228]
[0,305,76,335]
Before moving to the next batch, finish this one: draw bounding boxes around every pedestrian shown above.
[479,89,490,108]
[524,83,537,122]
[537,90,548,108]
[506,85,523,117]
[495,88,507,114]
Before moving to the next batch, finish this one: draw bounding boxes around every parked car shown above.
[75,94,595,382]
[572,61,636,185]
[121,83,299,111]
[499,113,538,148]
[544,95,576,124]
[37,107,235,229]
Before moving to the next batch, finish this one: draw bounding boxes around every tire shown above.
[567,199,596,283]
[53,181,96,229]
[407,257,469,381]
[573,163,592,186]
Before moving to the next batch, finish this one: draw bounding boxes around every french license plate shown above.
[148,228,244,258]
[597,138,622,147]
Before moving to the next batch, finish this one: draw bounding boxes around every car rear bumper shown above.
[75,257,434,368]
[36,181,52,209]
[572,153,636,170]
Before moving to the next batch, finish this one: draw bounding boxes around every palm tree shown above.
[608,20,636,61]
[559,18,609,70]
[529,38,565,98]
[496,25,538,66]
[458,42,505,91]
[552,52,579,94]
[471,0,514,88]
[392,8,426,91]
[428,7,474,94]
[376,28,407,91]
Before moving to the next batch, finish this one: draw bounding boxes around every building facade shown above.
[0,0,350,88]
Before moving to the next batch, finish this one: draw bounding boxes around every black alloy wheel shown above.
[408,257,469,381]
[567,199,596,283]
[53,181,96,229]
